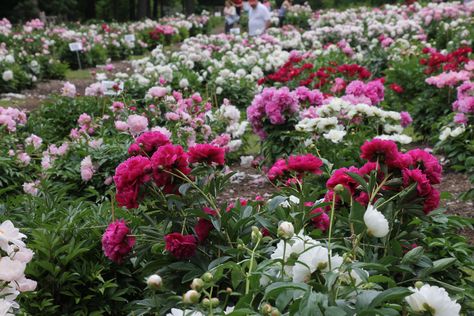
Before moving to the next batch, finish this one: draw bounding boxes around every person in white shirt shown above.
[247,0,271,36]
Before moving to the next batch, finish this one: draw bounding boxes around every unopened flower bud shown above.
[210,297,219,307]
[183,290,200,304]
[202,298,211,307]
[261,303,273,314]
[334,184,345,194]
[277,221,294,239]
[226,287,232,294]
[251,226,262,242]
[191,278,204,291]
[202,272,213,283]
[415,281,424,289]
[271,308,281,316]
[146,274,162,290]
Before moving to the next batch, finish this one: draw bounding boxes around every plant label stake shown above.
[69,42,83,70]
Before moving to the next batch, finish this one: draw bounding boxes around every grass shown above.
[0,98,28,108]
[65,69,92,80]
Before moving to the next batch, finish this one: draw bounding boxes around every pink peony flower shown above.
[402,168,432,196]
[80,156,94,181]
[407,149,442,184]
[360,139,399,165]
[127,114,148,135]
[454,112,467,124]
[326,166,360,194]
[114,156,152,208]
[115,120,129,131]
[61,82,76,97]
[102,219,136,263]
[400,111,413,127]
[147,86,168,98]
[150,144,190,193]
[309,208,330,231]
[423,188,440,214]
[164,233,197,259]
[129,131,170,156]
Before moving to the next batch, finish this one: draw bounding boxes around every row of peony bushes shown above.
[0,12,220,93]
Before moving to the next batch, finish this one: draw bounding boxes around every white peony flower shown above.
[450,126,465,138]
[0,257,26,282]
[240,155,254,167]
[166,309,204,316]
[2,70,13,81]
[146,274,162,289]
[363,205,389,238]
[406,284,461,316]
[179,78,189,88]
[292,245,329,283]
[323,129,346,143]
[0,221,26,252]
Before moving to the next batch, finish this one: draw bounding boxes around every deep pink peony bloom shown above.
[326,166,360,194]
[360,139,399,165]
[287,154,323,175]
[358,161,379,176]
[267,159,289,181]
[102,219,136,263]
[151,144,190,192]
[423,188,440,214]
[164,233,197,259]
[309,208,330,231]
[188,144,226,165]
[402,168,432,196]
[400,111,413,127]
[114,156,152,208]
[129,131,170,156]
[407,149,442,184]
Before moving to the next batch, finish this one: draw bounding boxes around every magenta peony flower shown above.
[151,144,190,193]
[400,111,413,127]
[164,233,197,259]
[326,166,360,194]
[454,113,467,124]
[102,219,136,263]
[267,159,289,181]
[194,207,217,242]
[402,168,432,196]
[129,131,170,156]
[407,149,442,184]
[423,188,440,214]
[287,154,323,175]
[309,208,330,231]
[360,139,399,165]
[114,156,152,208]
[188,144,225,165]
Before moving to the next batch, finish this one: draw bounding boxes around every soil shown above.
[1,61,132,112]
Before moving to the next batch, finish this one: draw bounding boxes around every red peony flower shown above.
[151,144,191,192]
[267,159,289,181]
[188,144,226,165]
[164,233,197,259]
[309,208,330,231]
[389,83,404,94]
[423,188,440,214]
[360,139,399,165]
[195,207,217,242]
[287,154,323,175]
[407,149,442,184]
[326,166,360,194]
[114,156,152,208]
[129,131,170,156]
[402,168,432,196]
[102,219,135,263]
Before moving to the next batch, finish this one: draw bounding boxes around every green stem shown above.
[281,240,287,279]
[245,238,261,295]
[327,192,336,271]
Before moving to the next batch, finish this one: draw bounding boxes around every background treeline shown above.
[0,0,427,23]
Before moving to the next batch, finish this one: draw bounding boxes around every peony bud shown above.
[202,298,211,307]
[334,184,345,194]
[183,290,200,304]
[277,221,294,239]
[271,308,281,316]
[146,274,162,290]
[261,303,273,314]
[191,278,204,291]
[202,272,213,283]
[251,226,262,242]
[415,281,424,289]
[210,297,219,307]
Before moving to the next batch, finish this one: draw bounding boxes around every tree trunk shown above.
[152,0,158,19]
[85,0,96,19]
[159,0,164,17]
[129,0,136,20]
[137,0,147,19]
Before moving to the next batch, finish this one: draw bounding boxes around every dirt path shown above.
[1,60,132,111]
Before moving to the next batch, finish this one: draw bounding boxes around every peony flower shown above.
[2,70,13,81]
[61,82,76,97]
[195,207,217,242]
[147,86,168,98]
[80,156,94,182]
[15,276,37,292]
[127,115,148,135]
[22,181,39,196]
[423,188,440,214]
[402,168,432,196]
[326,166,360,194]
[0,257,26,281]
[129,131,170,156]
[453,113,467,125]
[164,233,197,259]
[406,284,460,316]
[400,111,413,127]
[101,219,136,263]
[0,220,26,252]
[167,308,204,316]
[188,144,225,166]
[363,205,389,238]
[114,156,152,208]
[407,149,442,184]
[360,139,399,165]
[309,208,330,232]
[115,120,129,131]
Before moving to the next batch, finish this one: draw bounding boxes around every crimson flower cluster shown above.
[267,153,323,185]
[326,139,442,214]
[420,46,472,74]
[113,131,226,209]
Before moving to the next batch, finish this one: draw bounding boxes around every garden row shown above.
[0,1,473,315]
[0,12,220,93]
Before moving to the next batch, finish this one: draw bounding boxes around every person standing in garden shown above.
[247,0,271,36]
[233,0,243,16]
[279,0,292,27]
[224,1,238,33]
